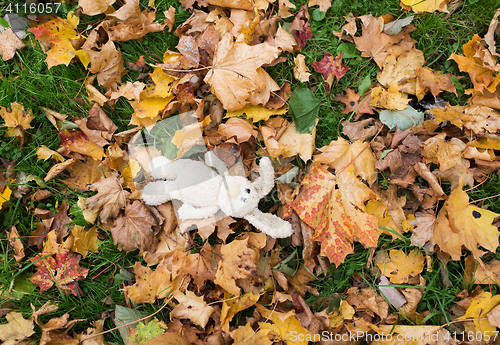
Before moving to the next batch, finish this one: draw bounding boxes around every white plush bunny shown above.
[141,152,293,238]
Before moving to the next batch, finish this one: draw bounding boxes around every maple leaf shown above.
[456,291,500,340]
[226,105,287,123]
[230,323,272,345]
[415,67,457,101]
[377,49,425,95]
[29,14,89,69]
[257,304,312,345]
[286,165,379,265]
[219,117,259,143]
[421,133,465,171]
[309,0,332,12]
[44,158,76,182]
[353,14,415,68]
[58,130,105,160]
[0,102,34,143]
[434,182,500,264]
[204,33,280,111]
[29,202,72,249]
[333,88,374,119]
[449,34,500,95]
[401,0,450,13]
[75,104,117,147]
[123,260,172,304]
[376,249,424,283]
[111,200,160,252]
[171,290,215,328]
[277,120,317,162]
[0,28,25,61]
[172,242,217,290]
[36,145,65,162]
[221,292,260,332]
[85,40,126,90]
[429,104,500,135]
[314,137,377,185]
[0,312,35,345]
[311,52,350,92]
[85,175,130,223]
[214,238,258,295]
[8,226,24,262]
[68,225,100,258]
[62,156,110,191]
[290,3,313,49]
[79,0,116,15]
[29,250,89,296]
[293,54,311,82]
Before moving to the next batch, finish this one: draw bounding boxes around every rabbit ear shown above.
[244,209,293,239]
[253,157,275,198]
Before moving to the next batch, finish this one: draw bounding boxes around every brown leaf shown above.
[172,242,217,290]
[29,202,72,249]
[62,157,110,192]
[111,200,159,252]
[204,33,280,111]
[219,118,258,143]
[333,88,374,119]
[79,0,116,15]
[293,54,311,83]
[164,6,176,32]
[85,40,126,90]
[44,158,76,182]
[0,28,26,61]
[214,238,258,295]
[58,130,105,160]
[85,175,130,223]
[8,226,24,262]
[342,118,380,142]
[75,104,117,146]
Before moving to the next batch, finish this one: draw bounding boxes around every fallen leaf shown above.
[230,323,272,345]
[278,120,317,162]
[214,238,258,295]
[342,118,380,142]
[219,117,258,143]
[376,249,425,283]
[7,226,24,262]
[314,137,377,185]
[0,312,35,345]
[370,85,410,110]
[286,165,379,265]
[372,326,455,344]
[62,157,110,191]
[111,200,159,252]
[172,242,217,290]
[1,102,34,142]
[456,291,500,340]
[85,175,130,223]
[257,304,312,345]
[171,290,215,328]
[415,67,457,101]
[204,33,280,111]
[58,130,105,160]
[309,0,331,12]
[226,105,287,123]
[164,6,176,32]
[293,54,311,82]
[377,49,425,95]
[0,28,25,61]
[79,0,116,15]
[221,292,260,332]
[69,225,100,258]
[421,133,464,171]
[379,106,424,131]
[29,250,89,296]
[36,145,65,162]
[333,88,374,119]
[44,158,76,182]
[288,88,320,133]
[123,260,172,304]
[429,104,500,135]
[401,0,451,13]
[311,52,350,92]
[290,3,313,48]
[85,40,126,90]
[433,181,500,263]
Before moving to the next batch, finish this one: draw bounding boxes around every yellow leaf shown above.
[123,260,172,304]
[370,85,410,111]
[278,120,317,162]
[293,54,311,83]
[226,105,288,122]
[401,0,450,12]
[257,304,312,345]
[376,249,425,284]
[0,186,12,210]
[221,292,260,332]
[36,145,65,162]
[0,102,34,139]
[69,225,100,258]
[171,290,215,328]
[434,182,500,262]
[457,291,500,340]
[329,300,355,328]
[230,323,272,345]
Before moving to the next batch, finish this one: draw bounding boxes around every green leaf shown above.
[1,274,36,299]
[379,106,424,131]
[289,88,321,133]
[0,17,9,28]
[358,74,372,96]
[312,9,326,21]
[114,305,147,344]
[129,318,167,344]
[336,43,360,58]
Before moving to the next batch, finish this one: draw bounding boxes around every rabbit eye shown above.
[241,197,248,203]
[245,188,251,194]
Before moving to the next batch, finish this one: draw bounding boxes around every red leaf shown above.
[311,52,350,93]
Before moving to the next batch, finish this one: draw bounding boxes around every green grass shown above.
[1,0,500,343]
